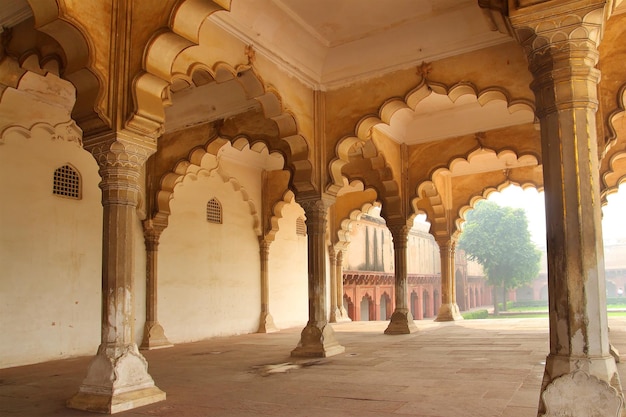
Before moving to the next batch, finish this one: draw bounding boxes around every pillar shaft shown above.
[509,3,622,413]
[140,220,172,349]
[257,239,277,333]
[436,240,462,321]
[67,134,165,413]
[328,248,338,323]
[292,197,345,357]
[385,224,418,334]
[335,250,351,321]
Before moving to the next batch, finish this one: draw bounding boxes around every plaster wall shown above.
[268,203,308,329]
[0,130,102,368]
[158,161,262,342]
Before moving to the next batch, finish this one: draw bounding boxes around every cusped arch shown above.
[265,190,304,243]
[155,138,268,235]
[0,120,82,146]
[135,3,314,194]
[412,147,542,241]
[601,84,626,202]
[336,200,383,251]
[26,0,103,130]
[377,80,535,144]
[457,181,544,241]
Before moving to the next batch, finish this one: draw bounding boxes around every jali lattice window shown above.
[206,198,222,224]
[296,216,307,236]
[53,164,81,199]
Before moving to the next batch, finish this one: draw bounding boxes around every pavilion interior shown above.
[1,0,626,415]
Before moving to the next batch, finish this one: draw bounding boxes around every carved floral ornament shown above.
[540,370,622,417]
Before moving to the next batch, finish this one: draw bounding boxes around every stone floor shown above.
[2,317,626,417]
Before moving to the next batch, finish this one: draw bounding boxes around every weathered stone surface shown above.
[540,370,622,417]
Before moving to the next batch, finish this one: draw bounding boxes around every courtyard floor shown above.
[2,317,626,417]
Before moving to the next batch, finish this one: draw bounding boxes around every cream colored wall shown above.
[158,158,262,342]
[268,203,308,329]
[0,128,102,367]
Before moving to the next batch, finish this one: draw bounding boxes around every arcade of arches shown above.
[1,0,626,415]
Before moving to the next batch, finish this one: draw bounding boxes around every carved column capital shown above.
[387,223,410,250]
[298,195,334,221]
[84,131,156,170]
[143,219,166,251]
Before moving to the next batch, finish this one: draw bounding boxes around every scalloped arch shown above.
[27,0,103,129]
[265,190,302,243]
[329,80,535,214]
[412,147,541,240]
[136,4,313,193]
[456,182,544,241]
[601,84,626,202]
[155,137,290,234]
[0,120,82,146]
[336,201,382,251]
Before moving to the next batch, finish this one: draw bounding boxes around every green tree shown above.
[458,200,541,315]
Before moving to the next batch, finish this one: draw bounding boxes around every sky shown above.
[487,184,626,246]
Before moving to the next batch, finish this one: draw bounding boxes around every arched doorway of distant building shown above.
[360,293,375,321]
[434,289,440,315]
[422,289,430,318]
[474,288,480,307]
[344,294,355,321]
[410,291,419,319]
[380,292,392,320]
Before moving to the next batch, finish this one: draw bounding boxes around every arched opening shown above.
[380,292,392,321]
[410,291,419,319]
[360,294,374,321]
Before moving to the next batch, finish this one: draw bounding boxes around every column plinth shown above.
[68,134,165,413]
[292,197,345,357]
[385,223,418,334]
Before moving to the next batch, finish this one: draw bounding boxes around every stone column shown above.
[385,224,418,334]
[328,248,339,323]
[436,240,462,321]
[291,198,345,357]
[335,250,351,322]
[509,3,623,413]
[257,239,278,333]
[67,133,165,413]
[140,220,172,349]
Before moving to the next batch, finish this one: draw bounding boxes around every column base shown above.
[338,307,352,322]
[257,312,279,333]
[140,321,173,350]
[291,322,345,357]
[435,303,463,322]
[384,310,418,334]
[539,353,623,415]
[67,386,165,414]
[67,343,165,414]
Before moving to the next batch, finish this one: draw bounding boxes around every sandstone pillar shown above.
[385,224,418,334]
[335,250,351,322]
[140,220,172,350]
[328,248,339,323]
[508,2,623,414]
[257,239,278,333]
[291,198,345,357]
[67,133,165,413]
[436,240,462,321]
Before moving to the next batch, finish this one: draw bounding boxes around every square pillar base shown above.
[67,386,166,414]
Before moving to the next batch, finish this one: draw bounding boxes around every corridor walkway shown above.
[2,318,626,417]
